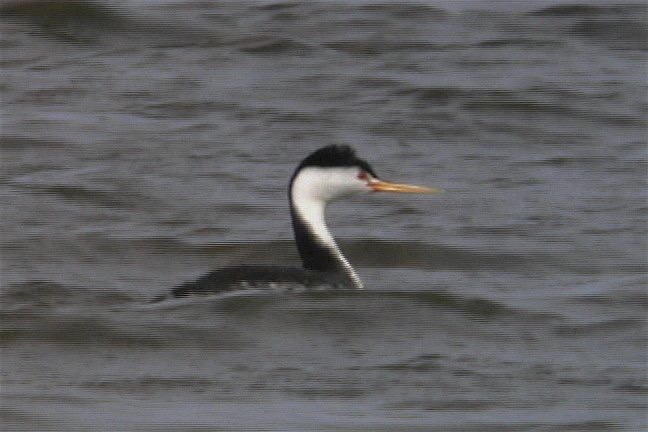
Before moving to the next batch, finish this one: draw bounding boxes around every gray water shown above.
[1,1,646,431]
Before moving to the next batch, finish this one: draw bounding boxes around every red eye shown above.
[357,171,368,180]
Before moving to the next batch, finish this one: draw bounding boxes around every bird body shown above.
[171,145,440,298]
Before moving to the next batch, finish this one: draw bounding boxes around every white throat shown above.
[290,168,365,289]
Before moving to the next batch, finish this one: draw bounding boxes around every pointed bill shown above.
[369,180,443,194]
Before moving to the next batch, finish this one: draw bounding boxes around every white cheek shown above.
[328,171,369,198]
[351,178,372,194]
[293,167,368,202]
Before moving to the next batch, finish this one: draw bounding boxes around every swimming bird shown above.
[171,145,441,297]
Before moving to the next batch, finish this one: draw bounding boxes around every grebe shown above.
[171,145,441,297]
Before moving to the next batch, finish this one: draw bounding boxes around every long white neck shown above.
[289,168,364,289]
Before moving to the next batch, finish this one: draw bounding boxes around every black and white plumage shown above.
[171,145,440,298]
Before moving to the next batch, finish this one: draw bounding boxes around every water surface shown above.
[1,1,646,430]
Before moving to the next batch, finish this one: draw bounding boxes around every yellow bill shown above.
[369,180,444,194]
